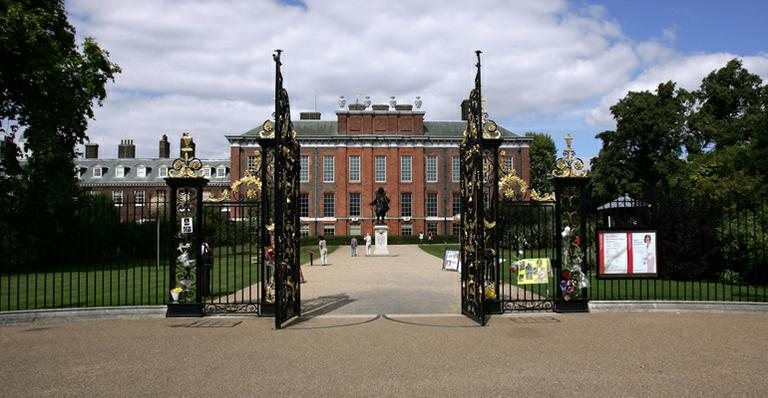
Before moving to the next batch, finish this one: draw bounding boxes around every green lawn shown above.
[419,245,768,302]
[0,245,337,311]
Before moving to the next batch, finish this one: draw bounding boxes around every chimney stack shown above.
[85,143,99,159]
[117,139,136,159]
[159,134,170,158]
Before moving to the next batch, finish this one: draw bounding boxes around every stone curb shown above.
[589,300,768,314]
[0,306,167,325]
[3,301,768,325]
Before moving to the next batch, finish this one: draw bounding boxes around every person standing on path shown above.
[350,236,358,257]
[319,236,328,266]
[419,232,424,245]
[364,233,372,256]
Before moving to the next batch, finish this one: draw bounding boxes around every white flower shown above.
[561,226,571,237]
[518,249,524,256]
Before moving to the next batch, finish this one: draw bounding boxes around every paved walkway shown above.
[300,244,460,315]
[2,312,767,396]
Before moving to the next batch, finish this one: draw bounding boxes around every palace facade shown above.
[76,100,531,235]
[227,100,531,237]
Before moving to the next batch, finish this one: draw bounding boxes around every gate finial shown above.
[552,134,587,178]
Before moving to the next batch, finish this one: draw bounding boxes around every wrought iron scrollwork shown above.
[264,50,301,329]
[552,133,587,178]
[460,51,502,325]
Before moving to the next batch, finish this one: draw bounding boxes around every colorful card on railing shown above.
[516,258,550,285]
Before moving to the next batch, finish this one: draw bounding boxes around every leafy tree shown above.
[524,132,556,194]
[588,82,688,203]
[1,0,120,268]
[685,59,768,203]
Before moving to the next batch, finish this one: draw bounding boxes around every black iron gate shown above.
[459,51,502,325]
[499,200,557,311]
[201,200,262,314]
[260,50,301,329]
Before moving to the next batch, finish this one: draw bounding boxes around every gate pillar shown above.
[165,132,209,317]
[551,134,590,313]
[459,51,503,325]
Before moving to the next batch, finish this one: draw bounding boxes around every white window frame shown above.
[216,166,226,178]
[93,166,103,178]
[400,192,412,217]
[112,191,124,207]
[115,166,125,178]
[203,167,212,178]
[504,156,514,173]
[348,156,361,183]
[375,156,386,183]
[299,193,309,218]
[426,155,438,183]
[400,155,412,182]
[158,166,168,178]
[426,193,438,217]
[349,192,361,217]
[323,192,335,218]
[323,156,335,183]
[136,166,147,178]
[300,156,309,183]
[134,190,146,206]
[247,155,258,172]
[452,156,460,182]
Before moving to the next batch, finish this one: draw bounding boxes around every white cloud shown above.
[64,0,767,159]
[586,53,768,127]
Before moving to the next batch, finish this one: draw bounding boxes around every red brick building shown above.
[228,100,531,237]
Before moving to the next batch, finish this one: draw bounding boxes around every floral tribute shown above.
[560,226,588,300]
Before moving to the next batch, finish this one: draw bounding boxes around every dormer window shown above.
[115,166,125,178]
[93,167,103,178]
[158,166,168,178]
[136,166,147,178]
[216,166,226,178]
[203,167,212,178]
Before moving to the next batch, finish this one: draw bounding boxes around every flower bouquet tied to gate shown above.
[170,287,183,302]
[560,226,588,301]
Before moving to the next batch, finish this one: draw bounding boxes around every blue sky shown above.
[64,0,768,161]
[591,0,768,54]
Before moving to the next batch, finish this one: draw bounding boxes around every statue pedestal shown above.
[373,225,390,256]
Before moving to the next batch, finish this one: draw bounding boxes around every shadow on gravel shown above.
[301,293,356,317]
[382,314,482,328]
[283,294,380,330]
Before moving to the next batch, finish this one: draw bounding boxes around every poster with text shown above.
[443,249,460,272]
[631,232,657,274]
[599,231,658,277]
[517,258,550,285]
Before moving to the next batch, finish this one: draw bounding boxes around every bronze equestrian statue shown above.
[371,187,390,224]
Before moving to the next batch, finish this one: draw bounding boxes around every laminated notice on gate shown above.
[516,258,550,285]
[181,217,193,234]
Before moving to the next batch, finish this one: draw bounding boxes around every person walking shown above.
[350,236,358,257]
[364,233,372,256]
[419,232,424,245]
[318,235,328,266]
